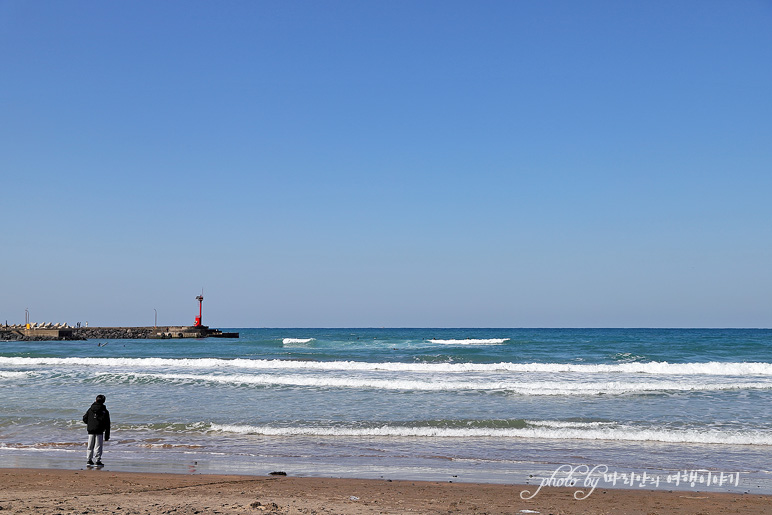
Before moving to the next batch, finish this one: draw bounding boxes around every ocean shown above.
[1,328,770,494]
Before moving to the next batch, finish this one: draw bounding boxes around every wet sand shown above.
[1,468,770,514]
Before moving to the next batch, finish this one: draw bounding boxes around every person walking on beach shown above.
[82,394,110,466]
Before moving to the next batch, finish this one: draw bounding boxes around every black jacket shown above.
[83,402,111,440]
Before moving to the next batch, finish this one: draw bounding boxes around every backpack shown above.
[92,407,105,425]
[84,404,108,432]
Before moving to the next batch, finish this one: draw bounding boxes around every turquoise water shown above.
[1,328,771,492]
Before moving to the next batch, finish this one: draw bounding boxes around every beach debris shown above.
[349,496,360,501]
[250,501,280,511]
[518,511,540,514]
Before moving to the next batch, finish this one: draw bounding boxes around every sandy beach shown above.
[1,468,770,514]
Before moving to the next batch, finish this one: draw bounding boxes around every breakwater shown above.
[0,326,238,341]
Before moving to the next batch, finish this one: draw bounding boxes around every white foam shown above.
[207,423,772,445]
[428,338,510,345]
[0,371,30,379]
[282,338,315,344]
[2,357,772,376]
[0,445,80,453]
[91,372,772,395]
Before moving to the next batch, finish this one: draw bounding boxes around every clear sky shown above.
[2,1,771,328]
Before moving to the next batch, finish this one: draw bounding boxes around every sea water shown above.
[1,328,770,493]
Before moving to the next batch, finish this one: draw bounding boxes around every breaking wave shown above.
[207,423,772,446]
[282,338,315,345]
[428,338,510,345]
[0,371,30,379]
[3,357,772,376]
[88,371,772,395]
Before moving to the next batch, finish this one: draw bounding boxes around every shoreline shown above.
[2,467,770,515]
[4,441,768,496]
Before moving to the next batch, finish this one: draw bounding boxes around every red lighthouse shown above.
[194,293,204,327]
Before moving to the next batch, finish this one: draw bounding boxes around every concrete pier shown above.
[151,326,239,339]
[0,327,75,341]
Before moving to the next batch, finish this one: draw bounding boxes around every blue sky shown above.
[2,1,771,327]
